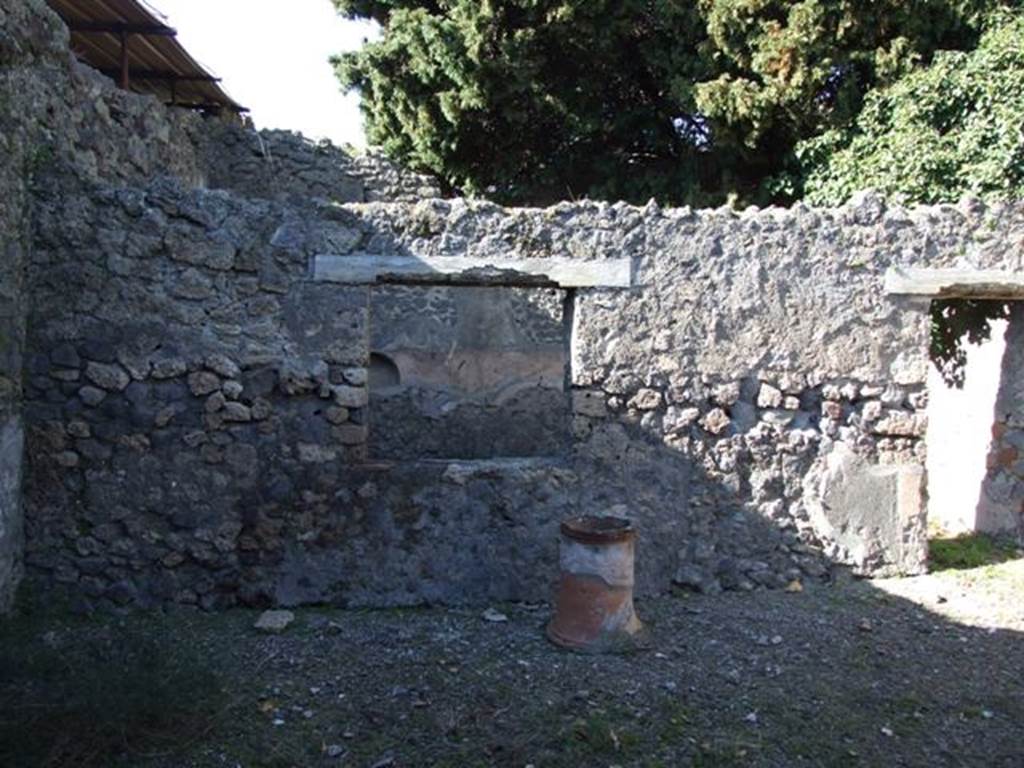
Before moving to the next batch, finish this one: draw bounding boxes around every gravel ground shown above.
[3,559,1023,768]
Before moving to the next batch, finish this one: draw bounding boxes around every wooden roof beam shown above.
[99,68,221,82]
[165,101,249,113]
[69,21,176,36]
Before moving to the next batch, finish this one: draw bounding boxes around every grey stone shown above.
[297,444,338,463]
[67,420,90,438]
[222,380,244,400]
[333,424,368,445]
[222,402,252,422]
[152,357,188,379]
[85,362,130,392]
[154,405,180,427]
[664,406,700,434]
[757,383,783,409]
[205,392,227,413]
[251,398,273,420]
[572,390,607,418]
[872,410,926,437]
[700,408,731,436]
[206,354,241,378]
[762,410,796,427]
[78,386,107,407]
[173,267,214,300]
[254,609,295,633]
[712,382,741,407]
[332,385,368,408]
[326,406,350,425]
[341,367,368,387]
[183,430,207,448]
[187,371,221,396]
[673,564,706,591]
[861,401,883,422]
[630,388,662,411]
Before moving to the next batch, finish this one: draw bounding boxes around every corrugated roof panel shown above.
[46,0,245,113]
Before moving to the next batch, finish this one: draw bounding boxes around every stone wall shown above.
[0,0,33,611]
[6,0,1024,615]
[200,125,442,205]
[1,0,438,211]
[0,0,443,612]
[21,183,1024,610]
[1,0,216,612]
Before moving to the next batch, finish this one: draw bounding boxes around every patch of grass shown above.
[564,710,639,758]
[691,739,760,767]
[0,597,229,768]
[928,533,1021,571]
[656,699,693,746]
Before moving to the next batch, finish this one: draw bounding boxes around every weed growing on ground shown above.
[929,533,1021,571]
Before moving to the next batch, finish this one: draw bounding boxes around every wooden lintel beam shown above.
[100,68,222,83]
[69,21,177,36]
[884,267,1024,299]
[313,254,634,288]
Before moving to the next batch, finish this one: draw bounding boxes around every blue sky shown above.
[151,1,378,148]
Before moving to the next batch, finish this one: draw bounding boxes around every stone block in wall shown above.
[804,442,927,577]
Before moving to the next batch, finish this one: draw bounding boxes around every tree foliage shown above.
[332,0,1013,206]
[795,12,1024,206]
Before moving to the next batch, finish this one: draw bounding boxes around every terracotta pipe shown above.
[546,515,644,652]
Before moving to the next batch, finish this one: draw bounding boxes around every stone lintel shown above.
[885,267,1024,299]
[313,254,632,288]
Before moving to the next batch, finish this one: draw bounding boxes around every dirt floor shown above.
[2,549,1022,768]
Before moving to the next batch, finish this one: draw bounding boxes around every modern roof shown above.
[46,0,246,114]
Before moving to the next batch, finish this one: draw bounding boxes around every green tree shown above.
[795,12,1024,205]
[332,0,1009,205]
[333,1,712,204]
